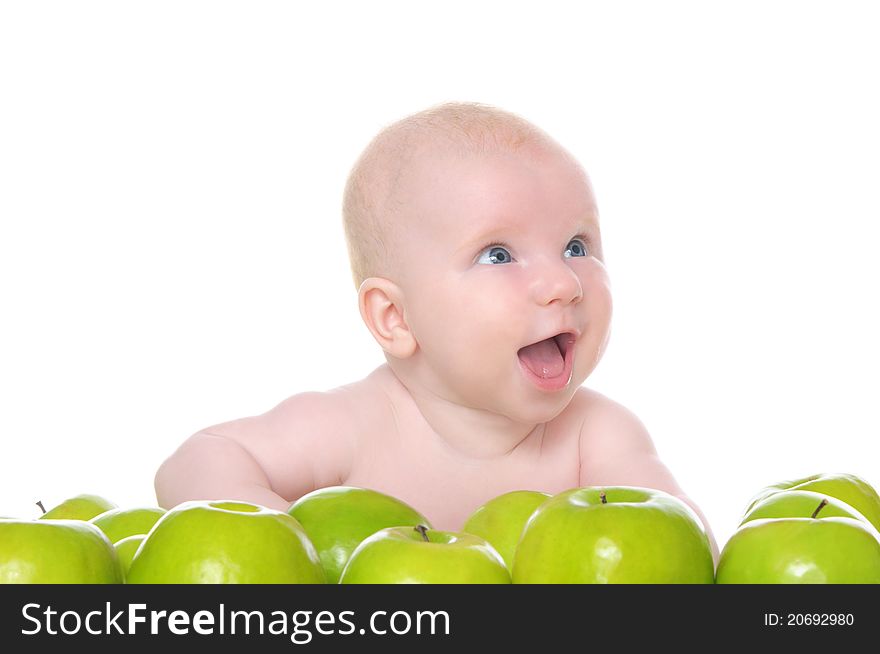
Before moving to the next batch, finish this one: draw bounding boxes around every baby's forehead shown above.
[400,138,581,200]
[406,140,596,214]
[367,130,600,282]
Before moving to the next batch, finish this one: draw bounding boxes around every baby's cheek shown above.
[583,266,613,314]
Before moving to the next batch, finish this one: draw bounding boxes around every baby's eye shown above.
[476,245,514,265]
[564,238,589,258]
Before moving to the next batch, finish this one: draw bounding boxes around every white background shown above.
[1,1,878,551]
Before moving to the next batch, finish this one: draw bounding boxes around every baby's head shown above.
[342,102,611,424]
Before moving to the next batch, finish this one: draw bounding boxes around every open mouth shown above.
[517,332,576,388]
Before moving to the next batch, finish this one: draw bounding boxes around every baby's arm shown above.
[577,391,720,568]
[154,391,354,513]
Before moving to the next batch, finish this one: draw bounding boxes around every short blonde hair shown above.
[341,101,553,291]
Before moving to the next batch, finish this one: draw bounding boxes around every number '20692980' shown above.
[764,613,854,626]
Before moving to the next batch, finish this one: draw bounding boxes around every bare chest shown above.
[334,373,582,531]
[344,455,579,531]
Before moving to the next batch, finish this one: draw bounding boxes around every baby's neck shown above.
[374,364,544,461]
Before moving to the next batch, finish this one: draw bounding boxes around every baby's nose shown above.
[530,260,583,306]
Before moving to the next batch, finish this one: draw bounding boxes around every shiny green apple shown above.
[339,525,511,584]
[89,507,166,543]
[462,490,550,571]
[126,500,326,583]
[0,519,123,583]
[114,534,146,578]
[740,490,869,526]
[512,486,714,583]
[716,512,880,583]
[744,473,880,532]
[38,494,117,521]
[287,485,431,583]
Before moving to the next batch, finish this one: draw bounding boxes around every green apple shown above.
[114,534,146,578]
[512,486,714,583]
[38,494,117,521]
[462,490,550,571]
[339,525,511,584]
[0,519,123,583]
[126,500,325,583]
[744,473,880,533]
[716,503,880,583]
[287,485,431,584]
[89,507,166,543]
[740,490,869,526]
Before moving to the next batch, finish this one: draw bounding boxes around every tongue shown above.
[518,337,564,378]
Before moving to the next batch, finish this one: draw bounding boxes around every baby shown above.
[154,101,719,565]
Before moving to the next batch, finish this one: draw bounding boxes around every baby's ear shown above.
[357,277,417,359]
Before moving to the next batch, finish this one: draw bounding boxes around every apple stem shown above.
[415,524,430,542]
[599,490,607,504]
[36,501,46,515]
[811,498,828,519]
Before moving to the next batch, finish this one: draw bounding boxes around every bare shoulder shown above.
[196,382,370,500]
[570,386,657,461]
[203,388,352,444]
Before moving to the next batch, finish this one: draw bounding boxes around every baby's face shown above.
[389,144,612,423]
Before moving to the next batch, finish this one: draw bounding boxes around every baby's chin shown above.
[392,355,582,421]
[517,387,578,419]
[495,377,581,424]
